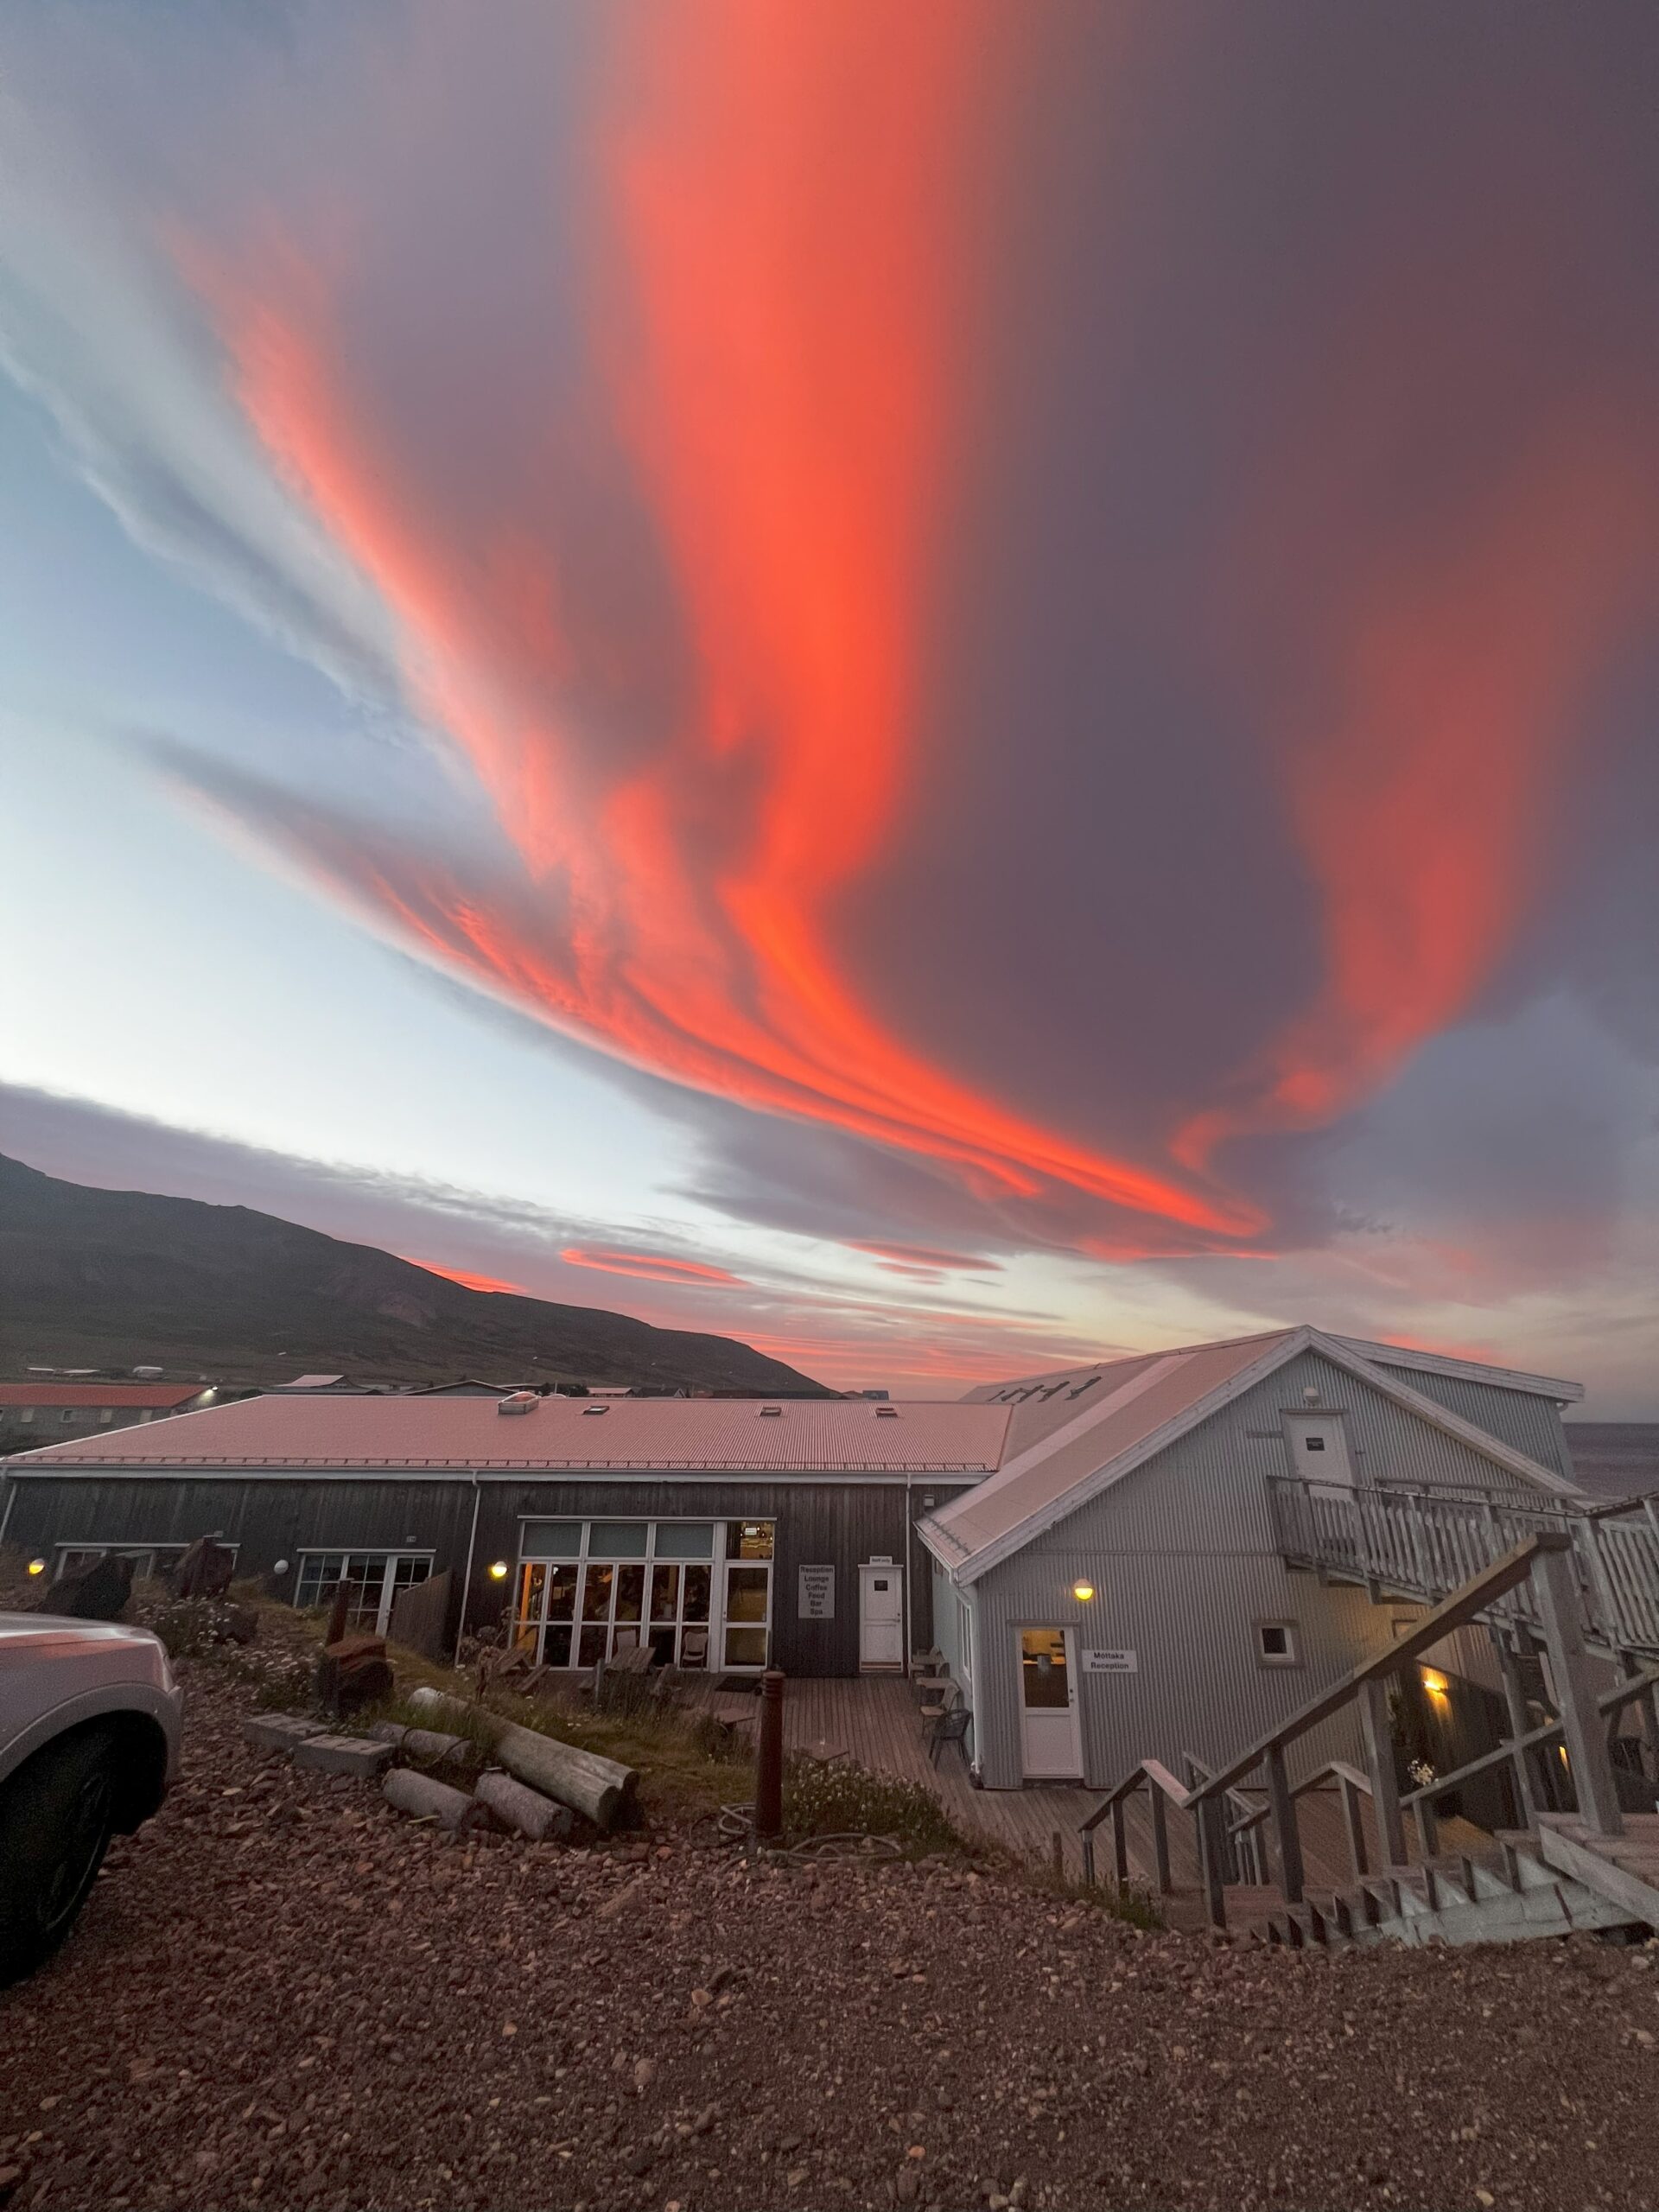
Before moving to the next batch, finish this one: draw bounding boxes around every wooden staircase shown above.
[1249,1832,1656,1950]
[1084,1533,1659,1949]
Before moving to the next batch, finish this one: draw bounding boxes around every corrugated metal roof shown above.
[930,1333,1296,1565]
[9,1392,1011,1472]
[0,1383,207,1408]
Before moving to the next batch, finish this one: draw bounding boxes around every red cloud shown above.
[184,9,1259,1257]
[848,1241,1002,1274]
[560,1246,747,1288]
[404,1258,528,1296]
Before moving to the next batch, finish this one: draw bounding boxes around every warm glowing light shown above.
[27,1558,47,1577]
[1421,1668,1449,1699]
[1072,1580,1096,1604]
[488,1560,510,1581]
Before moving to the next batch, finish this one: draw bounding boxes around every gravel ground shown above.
[3,1663,1657,2212]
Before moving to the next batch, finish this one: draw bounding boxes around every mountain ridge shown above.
[0,1152,828,1395]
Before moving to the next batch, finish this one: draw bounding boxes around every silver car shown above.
[0,1614,183,1984]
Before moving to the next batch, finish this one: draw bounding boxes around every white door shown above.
[1283,1413,1356,1491]
[1018,1626,1084,1779]
[858,1563,905,1669]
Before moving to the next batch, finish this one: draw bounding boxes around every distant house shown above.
[0,1382,219,1456]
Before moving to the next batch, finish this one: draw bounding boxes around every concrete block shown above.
[294,1732,395,1778]
[243,1713,326,1752]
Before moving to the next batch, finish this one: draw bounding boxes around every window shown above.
[295,1551,431,1636]
[98,1409,115,1425]
[54,1542,216,1582]
[957,1594,974,1688]
[17,1409,34,1423]
[1255,1620,1300,1668]
[60,1409,74,1423]
[514,1519,768,1671]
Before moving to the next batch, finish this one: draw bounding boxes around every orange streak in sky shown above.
[561,1246,747,1288]
[190,4,1256,1247]
[404,1258,529,1296]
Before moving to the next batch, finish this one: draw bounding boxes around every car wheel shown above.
[0,1726,119,1986]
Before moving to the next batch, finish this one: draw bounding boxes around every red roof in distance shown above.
[0,1383,207,1408]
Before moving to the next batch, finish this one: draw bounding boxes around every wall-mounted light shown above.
[488,1560,510,1580]
[273,1559,290,1576]
[1072,1580,1096,1603]
[27,1557,47,1577]
[1302,1385,1320,1404]
[1421,1667,1449,1700]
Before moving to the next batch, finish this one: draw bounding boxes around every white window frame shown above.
[1255,1618,1302,1669]
[294,1549,433,1637]
[512,1518,774,1673]
[54,1541,238,1582]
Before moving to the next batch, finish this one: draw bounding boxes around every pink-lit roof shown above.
[10,1391,1011,1472]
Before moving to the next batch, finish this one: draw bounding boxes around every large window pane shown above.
[543,1624,573,1667]
[653,1522,714,1560]
[726,1565,770,1623]
[578,1624,607,1668]
[519,1522,582,1555]
[683,1564,711,1623]
[727,1521,774,1560]
[581,1563,614,1621]
[588,1521,649,1559]
[724,1625,768,1669]
[614,1561,646,1623]
[650,1564,681,1622]
[515,1563,546,1651]
[545,1562,579,1621]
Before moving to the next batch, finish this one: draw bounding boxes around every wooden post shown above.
[1358,1675,1407,1867]
[1196,1795,1228,1929]
[1051,1831,1065,1883]
[1150,1788,1173,1894]
[1338,1772,1369,1878]
[1265,1745,1304,1903]
[1080,1829,1096,1887]
[1531,1540,1624,1837]
[1492,1626,1541,1827]
[1618,1652,1659,1783]
[1414,1796,1439,1859]
[754,1668,785,1841]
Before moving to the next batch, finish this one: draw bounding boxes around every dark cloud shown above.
[1,2,1655,1350]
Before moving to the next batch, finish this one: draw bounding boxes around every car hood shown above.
[0,1611,168,1654]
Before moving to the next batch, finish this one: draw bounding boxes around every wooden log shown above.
[408,1686,639,1831]
[383,1768,479,1831]
[475,1770,575,1842]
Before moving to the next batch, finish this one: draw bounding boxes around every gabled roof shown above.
[1328,1336,1585,1404]
[8,1391,1010,1473]
[922,1326,1580,1583]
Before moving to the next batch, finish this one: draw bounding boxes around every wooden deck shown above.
[680,1673,1491,1923]
[685,1674,1100,1874]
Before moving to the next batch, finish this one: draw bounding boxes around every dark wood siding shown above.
[1,1470,975,1676]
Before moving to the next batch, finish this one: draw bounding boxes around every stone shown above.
[294,1733,394,1778]
[41,1554,134,1621]
[243,1714,326,1752]
[172,1535,237,1599]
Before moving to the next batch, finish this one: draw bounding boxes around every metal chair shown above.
[928,1700,971,1770]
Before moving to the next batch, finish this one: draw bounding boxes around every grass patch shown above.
[1028,1867,1165,1930]
[781,1756,966,1856]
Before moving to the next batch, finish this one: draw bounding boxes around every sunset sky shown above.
[2,3,1655,1403]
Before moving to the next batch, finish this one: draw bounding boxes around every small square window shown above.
[1256,1621,1300,1667]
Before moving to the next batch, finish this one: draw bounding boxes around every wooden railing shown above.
[1267,1477,1659,1655]
[1083,1534,1633,1929]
